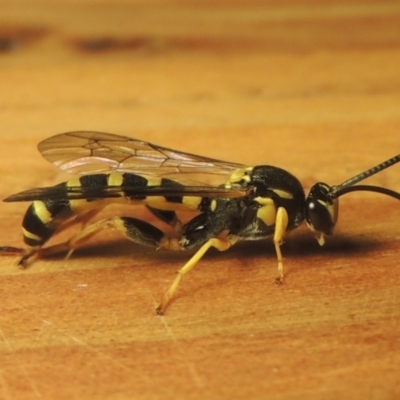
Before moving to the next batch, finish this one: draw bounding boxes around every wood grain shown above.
[0,1,399,399]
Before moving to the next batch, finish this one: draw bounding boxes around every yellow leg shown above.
[9,210,106,267]
[39,216,178,260]
[66,219,114,259]
[156,236,235,315]
[273,207,289,284]
[54,209,103,236]
[33,219,115,261]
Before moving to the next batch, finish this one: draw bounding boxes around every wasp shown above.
[1,132,399,314]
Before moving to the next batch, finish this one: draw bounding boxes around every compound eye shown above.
[305,183,338,236]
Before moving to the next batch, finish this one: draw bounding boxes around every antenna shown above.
[329,154,400,200]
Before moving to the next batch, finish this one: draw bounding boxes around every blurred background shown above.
[0,2,400,400]
[1,1,399,158]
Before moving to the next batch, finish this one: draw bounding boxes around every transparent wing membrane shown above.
[38,131,244,179]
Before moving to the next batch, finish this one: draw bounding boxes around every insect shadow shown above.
[39,229,383,269]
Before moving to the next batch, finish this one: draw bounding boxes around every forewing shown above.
[4,184,247,203]
[4,132,249,203]
[38,132,244,183]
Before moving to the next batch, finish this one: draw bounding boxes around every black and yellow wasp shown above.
[2,132,400,314]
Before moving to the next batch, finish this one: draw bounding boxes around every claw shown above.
[17,250,38,269]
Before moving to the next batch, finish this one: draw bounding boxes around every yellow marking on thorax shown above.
[272,189,294,200]
[225,167,253,189]
[255,197,277,226]
[254,196,270,205]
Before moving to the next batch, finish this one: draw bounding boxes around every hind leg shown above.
[39,216,182,260]
[1,206,182,267]
[146,206,183,233]
[0,208,107,268]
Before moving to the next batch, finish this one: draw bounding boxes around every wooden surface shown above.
[1,1,400,399]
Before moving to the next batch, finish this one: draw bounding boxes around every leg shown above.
[146,206,183,233]
[51,209,103,236]
[273,207,289,284]
[6,208,106,268]
[39,216,182,260]
[0,246,40,268]
[156,236,237,315]
[0,246,31,266]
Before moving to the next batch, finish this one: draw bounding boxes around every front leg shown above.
[273,206,289,284]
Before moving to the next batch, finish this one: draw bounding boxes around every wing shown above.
[4,132,250,203]
[38,131,245,180]
[4,184,248,202]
